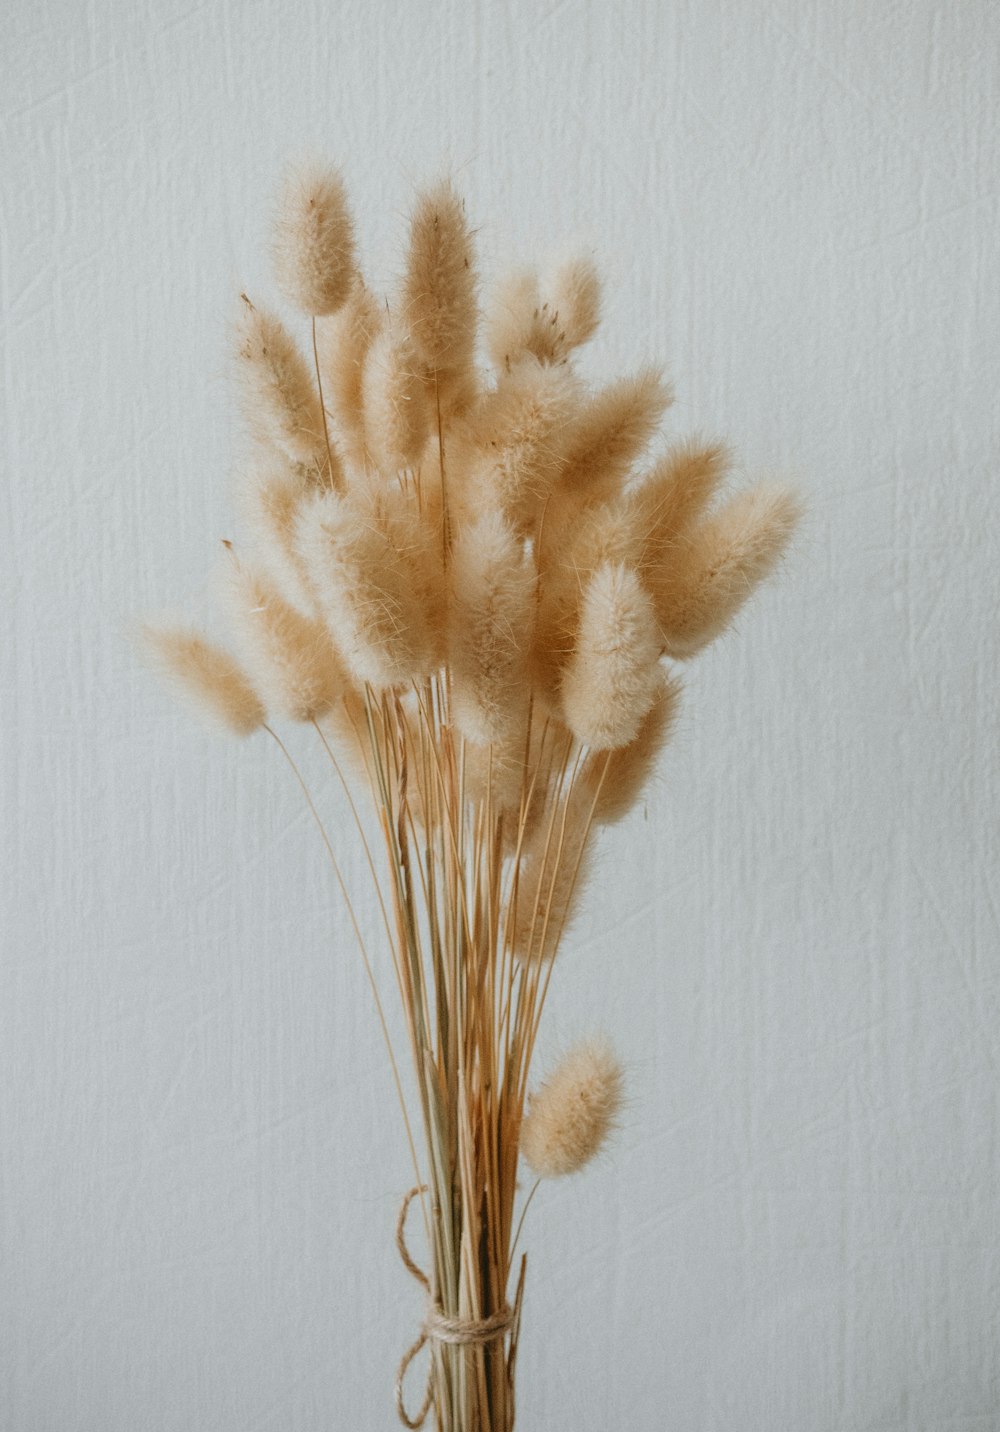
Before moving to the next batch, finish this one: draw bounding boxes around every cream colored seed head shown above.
[233,298,337,480]
[582,670,682,826]
[297,487,435,689]
[141,625,264,737]
[561,562,662,750]
[360,324,429,475]
[222,559,346,722]
[380,477,447,667]
[449,511,535,746]
[464,356,578,536]
[628,439,730,556]
[402,179,478,406]
[547,254,601,351]
[651,484,801,659]
[486,256,601,371]
[321,685,373,785]
[272,162,357,317]
[485,268,542,371]
[558,366,673,500]
[237,459,317,615]
[316,277,385,471]
[462,734,529,825]
[521,1040,624,1177]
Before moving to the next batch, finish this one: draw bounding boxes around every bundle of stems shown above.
[144,163,799,1431]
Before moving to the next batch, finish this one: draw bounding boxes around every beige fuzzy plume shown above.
[316,277,384,470]
[531,494,648,712]
[561,562,662,749]
[485,269,542,371]
[360,325,429,475]
[237,460,317,614]
[485,256,600,372]
[651,484,801,658]
[223,560,346,722]
[582,671,682,825]
[547,254,601,352]
[558,367,673,499]
[463,357,578,536]
[298,488,434,688]
[449,512,535,745]
[142,625,264,737]
[628,439,730,554]
[401,179,478,412]
[321,684,372,783]
[272,162,357,317]
[381,478,447,664]
[520,1040,623,1177]
[234,298,338,482]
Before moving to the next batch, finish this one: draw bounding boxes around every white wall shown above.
[3,1,998,1428]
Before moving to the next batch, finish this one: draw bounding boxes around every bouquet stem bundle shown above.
[145,163,798,1431]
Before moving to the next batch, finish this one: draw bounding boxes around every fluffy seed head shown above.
[141,625,264,737]
[547,254,601,351]
[237,459,317,613]
[401,180,478,411]
[316,277,385,471]
[531,493,648,712]
[582,670,681,825]
[521,1040,624,1177]
[272,162,357,317]
[485,256,601,371]
[360,325,429,475]
[651,484,801,658]
[559,367,673,499]
[223,560,346,722]
[380,477,447,665]
[629,439,730,555]
[449,512,535,745]
[234,298,337,481]
[321,685,372,784]
[297,487,435,688]
[561,562,662,750]
[462,734,530,824]
[485,268,542,371]
[463,357,578,536]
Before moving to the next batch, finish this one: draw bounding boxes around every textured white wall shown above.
[3,1,998,1428]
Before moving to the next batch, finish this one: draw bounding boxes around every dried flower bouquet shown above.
[145,163,798,1431]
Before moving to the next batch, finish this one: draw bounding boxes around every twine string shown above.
[394,1185,513,1429]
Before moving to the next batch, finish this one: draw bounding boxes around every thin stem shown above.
[263,724,425,1203]
[508,1178,541,1267]
[311,316,337,490]
[312,717,397,957]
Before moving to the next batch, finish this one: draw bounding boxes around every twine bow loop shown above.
[394,1186,513,1429]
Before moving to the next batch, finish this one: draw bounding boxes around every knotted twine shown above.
[395,1185,514,1429]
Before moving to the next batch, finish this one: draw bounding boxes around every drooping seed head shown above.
[521,1040,624,1177]
[140,624,265,737]
[233,298,338,481]
[650,484,802,658]
[222,559,347,722]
